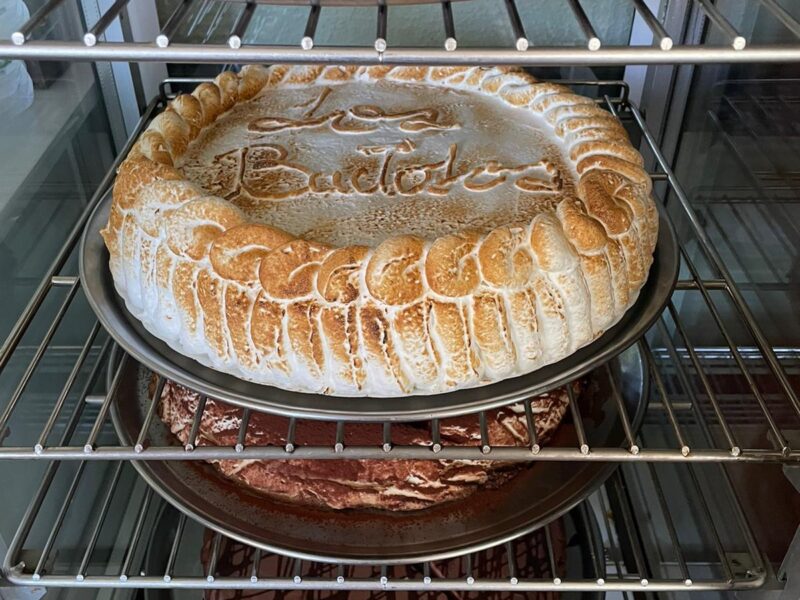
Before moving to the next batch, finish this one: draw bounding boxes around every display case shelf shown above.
[1,461,766,592]
[2,0,800,65]
[0,78,797,464]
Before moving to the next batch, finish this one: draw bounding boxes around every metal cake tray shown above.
[82,190,677,421]
[141,499,604,599]
[108,344,647,565]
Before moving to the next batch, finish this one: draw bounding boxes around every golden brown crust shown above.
[105,65,658,396]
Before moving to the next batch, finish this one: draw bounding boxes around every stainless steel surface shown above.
[79,188,677,422]
[0,460,765,591]
[1,0,798,65]
[106,345,646,563]
[0,80,797,462]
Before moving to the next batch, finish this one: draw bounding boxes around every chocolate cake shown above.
[158,379,578,511]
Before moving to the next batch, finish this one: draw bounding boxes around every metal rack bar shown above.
[441,0,457,51]
[32,461,88,580]
[35,323,102,453]
[135,376,166,453]
[184,395,207,452]
[228,1,256,49]
[11,0,65,45]
[503,0,529,51]
[156,0,195,48]
[697,0,747,50]
[301,2,321,50]
[629,0,673,50]
[375,1,387,52]
[84,352,128,453]
[235,407,250,452]
[658,311,740,454]
[6,42,800,64]
[641,340,691,456]
[567,384,590,455]
[0,282,80,437]
[760,0,800,39]
[605,362,639,454]
[76,461,124,581]
[84,0,130,46]
[566,0,601,50]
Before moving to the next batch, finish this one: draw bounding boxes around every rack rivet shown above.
[588,37,601,51]
[228,35,242,49]
[733,36,746,50]
[597,578,605,585]
[375,38,387,52]
[207,575,215,583]
[250,575,258,583]
[510,576,518,585]
[301,36,314,50]
[337,575,345,584]
[163,575,171,583]
[630,444,640,455]
[119,574,128,582]
[660,37,673,51]
[185,443,194,452]
[334,442,344,453]
[235,443,244,453]
[76,574,84,582]
[580,443,590,455]
[444,37,457,51]
[11,31,25,45]
[34,444,43,454]
[134,443,144,454]
[32,574,40,581]
[382,442,392,452]
[531,444,541,454]
[731,446,741,457]
[641,578,649,586]
[83,33,97,47]
[515,37,529,51]
[423,576,431,584]
[83,444,93,454]
[553,577,561,585]
[481,445,491,455]
[285,443,295,453]
[432,443,442,453]
[293,575,302,584]
[380,576,388,585]
[685,578,693,586]
[681,445,691,457]
[467,576,475,584]
[155,35,169,48]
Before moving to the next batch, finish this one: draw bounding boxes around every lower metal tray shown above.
[83,189,676,421]
[108,345,647,565]
[142,499,604,599]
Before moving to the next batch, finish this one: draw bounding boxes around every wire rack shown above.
[2,0,800,64]
[0,457,766,592]
[0,78,798,463]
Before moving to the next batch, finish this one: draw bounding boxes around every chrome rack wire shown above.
[0,78,798,463]
[2,0,800,64]
[0,461,765,591]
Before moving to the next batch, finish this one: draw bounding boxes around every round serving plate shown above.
[83,190,676,422]
[108,343,647,565]
[142,500,604,600]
